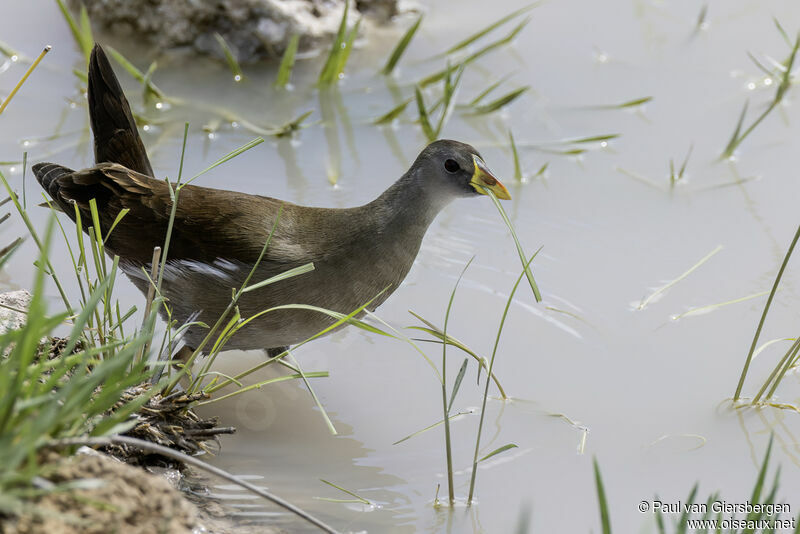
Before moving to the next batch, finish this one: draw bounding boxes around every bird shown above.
[32,44,511,360]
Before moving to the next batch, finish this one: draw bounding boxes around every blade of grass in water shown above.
[509,130,522,181]
[275,34,300,88]
[469,86,529,115]
[447,358,468,414]
[392,410,473,445]
[420,18,530,88]
[319,479,372,505]
[407,311,507,398]
[467,74,514,107]
[318,2,354,85]
[438,3,540,57]
[336,17,361,77]
[467,253,537,504]
[382,14,423,75]
[637,245,722,310]
[373,98,413,125]
[670,290,770,321]
[0,46,51,115]
[214,33,244,82]
[440,257,473,505]
[479,443,518,463]
[415,87,436,141]
[106,46,167,101]
[55,0,92,62]
[588,96,652,110]
[481,187,542,302]
[185,137,264,185]
[594,458,613,534]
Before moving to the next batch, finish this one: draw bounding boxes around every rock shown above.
[0,290,31,335]
[79,0,402,63]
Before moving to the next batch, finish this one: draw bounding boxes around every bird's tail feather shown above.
[87,44,154,177]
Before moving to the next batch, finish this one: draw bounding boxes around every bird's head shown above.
[413,139,511,200]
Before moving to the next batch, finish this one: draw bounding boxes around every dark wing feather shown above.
[32,161,285,265]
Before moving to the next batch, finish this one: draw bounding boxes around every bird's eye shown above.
[444,159,460,173]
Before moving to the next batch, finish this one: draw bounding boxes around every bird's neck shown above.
[369,169,454,232]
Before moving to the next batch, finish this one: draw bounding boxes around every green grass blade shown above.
[415,86,436,141]
[289,352,337,435]
[638,245,723,311]
[594,458,612,534]
[447,358,468,414]
[478,443,518,463]
[392,410,473,445]
[242,263,315,293]
[55,0,91,61]
[468,74,514,107]
[467,252,538,504]
[214,33,244,82]
[440,3,540,56]
[608,96,652,108]
[419,17,530,88]
[482,188,542,302]
[510,130,522,181]
[319,479,371,505]
[105,46,166,101]
[275,34,300,88]
[318,2,349,85]
[373,98,413,125]
[470,86,529,114]
[335,17,361,78]
[675,483,698,534]
[185,137,264,185]
[382,15,423,75]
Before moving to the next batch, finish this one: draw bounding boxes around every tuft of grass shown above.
[722,28,800,158]
[275,34,300,88]
[0,46,51,116]
[213,33,244,82]
[0,217,159,515]
[669,144,693,187]
[381,14,423,75]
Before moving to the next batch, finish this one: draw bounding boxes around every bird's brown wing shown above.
[32,161,283,265]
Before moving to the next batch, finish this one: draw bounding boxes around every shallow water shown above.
[3,0,800,532]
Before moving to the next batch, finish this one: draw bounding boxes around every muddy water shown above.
[3,0,800,532]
